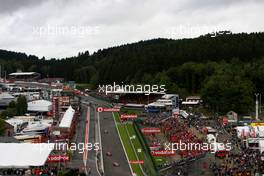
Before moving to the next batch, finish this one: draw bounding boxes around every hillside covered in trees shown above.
[1,32,264,114]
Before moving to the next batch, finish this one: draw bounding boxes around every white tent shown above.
[59,106,75,128]
[0,143,54,168]
[27,100,52,112]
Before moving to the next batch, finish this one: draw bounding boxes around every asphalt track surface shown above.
[71,103,100,176]
[83,96,131,176]
[99,111,131,176]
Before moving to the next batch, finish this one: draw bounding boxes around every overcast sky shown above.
[0,0,263,59]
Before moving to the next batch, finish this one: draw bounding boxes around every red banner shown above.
[170,135,178,142]
[149,144,161,150]
[223,117,228,125]
[121,114,138,119]
[141,128,161,134]
[151,150,175,156]
[48,155,69,163]
[96,107,120,112]
[129,160,144,164]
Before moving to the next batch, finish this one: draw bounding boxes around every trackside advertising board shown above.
[120,114,138,120]
[96,107,120,112]
[141,128,161,134]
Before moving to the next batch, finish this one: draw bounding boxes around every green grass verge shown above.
[153,156,167,166]
[76,83,94,90]
[120,108,143,116]
[133,121,158,176]
[126,123,145,161]
[113,112,145,176]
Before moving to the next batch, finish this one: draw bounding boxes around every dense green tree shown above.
[0,101,17,119]
[16,96,28,116]
[0,119,5,135]
[141,73,154,84]
[8,101,16,108]
[1,32,264,114]
[201,74,255,114]
[0,111,8,119]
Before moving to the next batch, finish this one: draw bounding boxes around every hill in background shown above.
[1,32,264,113]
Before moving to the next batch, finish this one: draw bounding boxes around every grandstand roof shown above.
[9,72,39,76]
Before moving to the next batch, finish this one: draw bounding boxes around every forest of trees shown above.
[1,32,264,114]
[0,96,27,135]
[0,96,28,120]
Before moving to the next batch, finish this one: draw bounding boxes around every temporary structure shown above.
[59,106,75,128]
[27,100,52,112]
[0,143,54,168]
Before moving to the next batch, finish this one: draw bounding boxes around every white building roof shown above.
[6,119,24,126]
[59,106,75,128]
[9,72,37,76]
[125,103,145,107]
[27,100,52,112]
[182,101,200,105]
[0,92,15,99]
[186,96,201,99]
[5,119,24,132]
[161,94,178,99]
[180,110,189,118]
[0,143,54,168]
[147,102,165,107]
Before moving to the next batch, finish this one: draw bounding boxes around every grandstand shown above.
[8,72,41,81]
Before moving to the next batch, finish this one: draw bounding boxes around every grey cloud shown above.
[0,0,263,58]
[0,0,45,14]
